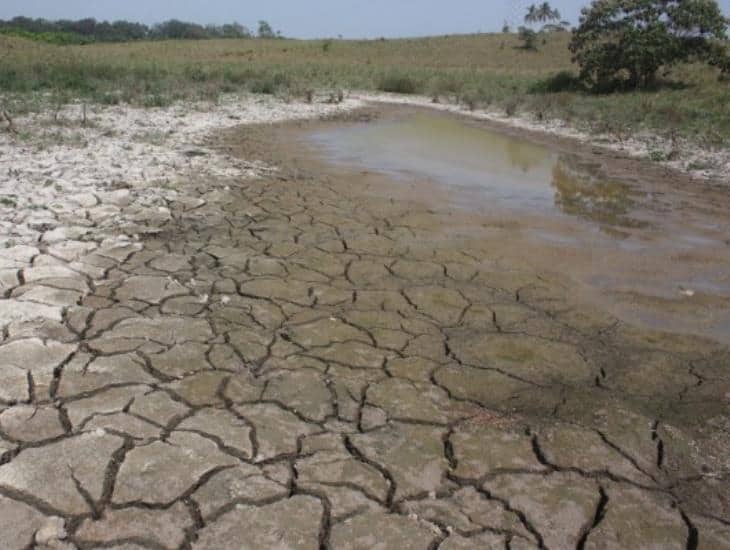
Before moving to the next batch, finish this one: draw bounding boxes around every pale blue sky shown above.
[0,0,728,39]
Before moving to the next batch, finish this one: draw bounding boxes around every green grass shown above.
[0,33,727,145]
[0,28,93,45]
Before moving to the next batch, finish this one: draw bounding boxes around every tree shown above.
[524,4,540,25]
[525,2,560,26]
[537,2,561,24]
[222,23,251,38]
[570,0,729,90]
[521,2,562,48]
[257,20,275,39]
[518,27,538,50]
[0,16,264,42]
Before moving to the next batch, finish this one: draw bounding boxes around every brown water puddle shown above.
[280,107,730,342]
[308,110,643,224]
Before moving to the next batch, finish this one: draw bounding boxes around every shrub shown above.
[518,27,538,51]
[504,97,521,116]
[184,65,210,83]
[0,28,93,45]
[528,70,584,93]
[249,73,290,94]
[141,94,170,108]
[377,73,420,94]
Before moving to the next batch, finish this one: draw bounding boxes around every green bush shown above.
[249,73,290,94]
[518,27,538,51]
[570,0,729,91]
[377,73,420,94]
[529,70,584,93]
[0,28,93,45]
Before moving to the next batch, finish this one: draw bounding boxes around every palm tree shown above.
[524,4,539,25]
[537,2,561,24]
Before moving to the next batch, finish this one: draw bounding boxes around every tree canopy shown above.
[520,2,567,50]
[569,0,729,90]
[0,16,274,43]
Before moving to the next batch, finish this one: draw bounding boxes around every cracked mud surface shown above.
[0,104,729,549]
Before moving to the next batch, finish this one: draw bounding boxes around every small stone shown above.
[35,517,67,545]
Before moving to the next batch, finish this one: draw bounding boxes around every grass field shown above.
[0,33,728,146]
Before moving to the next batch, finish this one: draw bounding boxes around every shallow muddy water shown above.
[309,111,644,223]
[300,108,730,341]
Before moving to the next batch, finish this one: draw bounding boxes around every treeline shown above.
[0,16,282,43]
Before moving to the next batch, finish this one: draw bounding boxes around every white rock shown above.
[34,516,68,545]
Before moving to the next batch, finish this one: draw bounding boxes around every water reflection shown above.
[308,110,642,226]
[551,156,644,227]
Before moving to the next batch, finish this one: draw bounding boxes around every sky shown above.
[0,0,728,39]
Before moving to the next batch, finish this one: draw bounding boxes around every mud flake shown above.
[538,423,652,484]
[261,369,333,421]
[113,431,238,505]
[330,510,437,549]
[583,484,687,549]
[296,450,390,503]
[433,364,536,408]
[84,412,161,441]
[483,472,600,550]
[76,502,193,548]
[0,405,65,442]
[404,286,469,325]
[367,377,469,424]
[177,407,253,458]
[306,341,390,369]
[15,285,83,307]
[350,423,448,500]
[386,357,441,382]
[452,422,545,479]
[0,495,51,550]
[0,338,77,398]
[58,353,157,397]
[449,332,592,385]
[0,299,64,324]
[239,278,314,306]
[192,464,288,519]
[439,531,510,549]
[288,317,370,347]
[92,315,212,350]
[401,486,528,538]
[148,342,212,378]
[128,390,190,425]
[0,432,124,514]
[66,385,149,428]
[193,495,322,549]
[391,259,446,282]
[235,402,319,461]
[164,371,229,407]
[149,253,191,273]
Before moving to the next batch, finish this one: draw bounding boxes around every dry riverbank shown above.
[0,95,727,548]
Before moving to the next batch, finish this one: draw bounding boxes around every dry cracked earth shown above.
[0,117,729,550]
